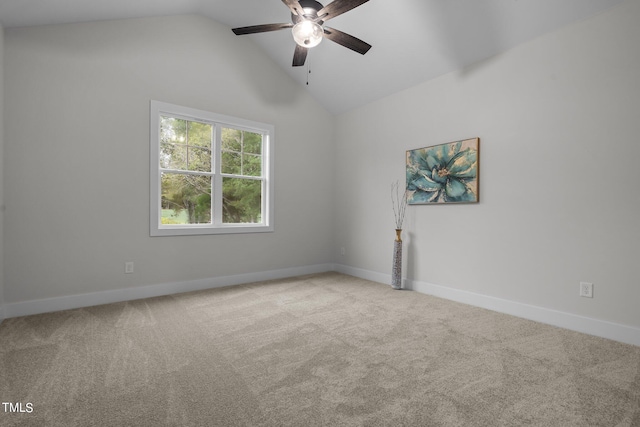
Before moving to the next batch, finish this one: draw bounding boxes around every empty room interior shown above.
[1,0,639,425]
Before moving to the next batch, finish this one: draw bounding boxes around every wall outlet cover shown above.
[580,282,593,298]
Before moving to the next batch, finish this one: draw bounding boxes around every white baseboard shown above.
[334,264,640,348]
[5,263,639,348]
[334,264,391,285]
[4,263,335,319]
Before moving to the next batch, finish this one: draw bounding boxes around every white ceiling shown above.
[0,0,626,114]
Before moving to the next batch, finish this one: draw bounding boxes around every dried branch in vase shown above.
[391,180,408,230]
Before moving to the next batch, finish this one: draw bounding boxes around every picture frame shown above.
[406,137,479,204]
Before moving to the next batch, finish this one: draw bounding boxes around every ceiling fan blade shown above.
[292,44,308,67]
[281,0,305,16]
[317,0,370,21]
[232,23,293,35]
[323,27,371,55]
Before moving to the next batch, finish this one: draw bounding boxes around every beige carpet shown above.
[1,272,639,426]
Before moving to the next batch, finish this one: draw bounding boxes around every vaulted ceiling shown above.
[0,0,626,114]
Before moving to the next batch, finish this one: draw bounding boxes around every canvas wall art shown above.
[406,138,479,204]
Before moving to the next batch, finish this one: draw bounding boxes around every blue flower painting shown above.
[406,138,479,204]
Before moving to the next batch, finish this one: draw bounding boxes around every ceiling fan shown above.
[232,0,372,67]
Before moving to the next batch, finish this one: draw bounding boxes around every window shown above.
[150,101,274,236]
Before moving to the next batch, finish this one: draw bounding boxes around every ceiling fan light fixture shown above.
[292,20,323,48]
[232,0,371,67]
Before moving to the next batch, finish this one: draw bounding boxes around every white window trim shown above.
[150,100,274,236]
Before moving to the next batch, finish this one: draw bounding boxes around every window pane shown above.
[187,121,212,148]
[160,143,187,170]
[243,132,262,155]
[243,154,262,176]
[223,178,262,224]
[160,116,186,145]
[161,117,212,172]
[221,128,242,152]
[188,146,212,172]
[161,173,212,224]
[221,151,241,174]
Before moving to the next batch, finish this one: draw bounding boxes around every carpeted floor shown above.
[1,272,639,426]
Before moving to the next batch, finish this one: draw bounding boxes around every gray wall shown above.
[334,0,640,329]
[3,15,335,303]
[0,25,4,320]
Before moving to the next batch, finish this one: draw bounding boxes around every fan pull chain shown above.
[306,59,311,86]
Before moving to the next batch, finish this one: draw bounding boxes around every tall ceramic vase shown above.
[391,229,402,290]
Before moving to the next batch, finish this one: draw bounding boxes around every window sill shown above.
[150,224,274,237]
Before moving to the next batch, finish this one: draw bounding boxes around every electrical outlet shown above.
[125,261,134,274]
[340,247,346,256]
[579,282,593,298]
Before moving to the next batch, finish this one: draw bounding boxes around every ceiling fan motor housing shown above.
[292,0,324,22]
